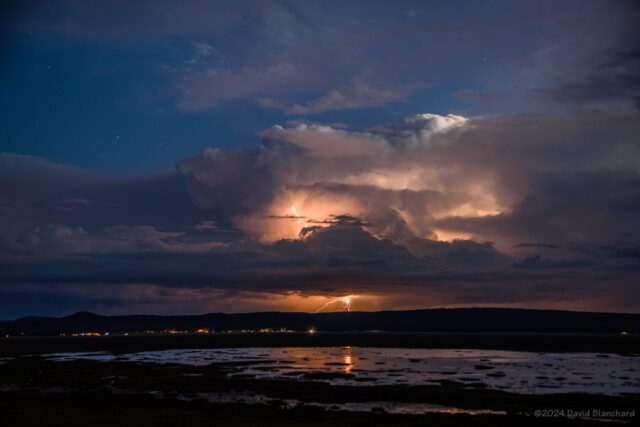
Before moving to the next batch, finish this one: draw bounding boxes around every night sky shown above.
[1,1,639,318]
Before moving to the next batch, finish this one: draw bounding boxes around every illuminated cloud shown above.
[171,109,640,267]
[176,112,506,246]
[170,110,640,258]
[370,113,468,147]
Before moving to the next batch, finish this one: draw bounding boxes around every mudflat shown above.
[1,335,638,426]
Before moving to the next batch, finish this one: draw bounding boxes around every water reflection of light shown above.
[344,355,353,373]
[343,346,353,374]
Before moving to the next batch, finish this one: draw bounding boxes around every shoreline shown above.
[1,332,639,357]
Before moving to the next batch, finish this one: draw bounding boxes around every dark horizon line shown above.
[6,306,640,323]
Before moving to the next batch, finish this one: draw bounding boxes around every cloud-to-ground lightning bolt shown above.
[315,295,353,313]
[343,296,352,311]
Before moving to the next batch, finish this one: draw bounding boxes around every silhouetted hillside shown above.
[1,308,638,336]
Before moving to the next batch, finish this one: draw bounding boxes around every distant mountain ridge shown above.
[1,308,638,335]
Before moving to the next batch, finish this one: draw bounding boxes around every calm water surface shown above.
[47,347,640,396]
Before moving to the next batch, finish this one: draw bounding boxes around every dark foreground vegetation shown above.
[1,356,637,426]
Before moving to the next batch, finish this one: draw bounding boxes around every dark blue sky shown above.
[3,0,633,174]
[1,1,639,317]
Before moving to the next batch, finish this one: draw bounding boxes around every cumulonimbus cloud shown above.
[176,110,640,256]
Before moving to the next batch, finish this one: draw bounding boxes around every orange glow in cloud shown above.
[233,179,505,245]
[233,189,365,242]
[234,120,511,246]
[290,205,306,225]
[432,229,475,242]
[182,115,529,253]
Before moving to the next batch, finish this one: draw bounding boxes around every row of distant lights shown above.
[4,329,303,337]
[3,330,632,337]
[51,328,295,337]
[2,330,300,337]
